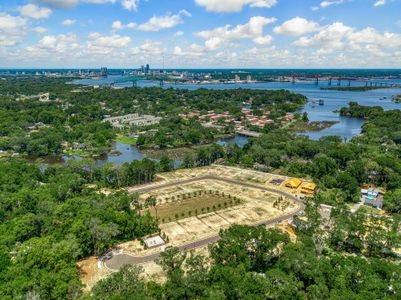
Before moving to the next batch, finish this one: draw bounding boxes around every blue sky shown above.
[0,0,400,68]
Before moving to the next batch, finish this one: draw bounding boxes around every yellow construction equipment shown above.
[285,178,302,189]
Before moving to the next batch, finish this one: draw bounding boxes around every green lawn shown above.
[358,205,382,216]
[63,149,93,157]
[116,134,137,145]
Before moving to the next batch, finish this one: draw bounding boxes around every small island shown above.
[287,120,339,132]
[393,95,401,103]
[339,102,384,119]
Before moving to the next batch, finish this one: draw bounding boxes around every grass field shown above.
[144,193,243,223]
[288,120,338,132]
[63,149,93,157]
[116,134,137,145]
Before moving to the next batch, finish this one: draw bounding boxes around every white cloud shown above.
[320,0,345,8]
[273,17,319,36]
[294,22,353,48]
[174,31,184,37]
[0,13,27,46]
[38,34,78,51]
[131,40,166,61]
[111,10,191,32]
[33,27,48,33]
[253,35,273,45]
[374,0,386,7]
[294,22,401,51]
[111,20,137,30]
[84,32,133,57]
[136,41,163,53]
[312,0,348,10]
[26,33,79,57]
[348,27,401,48]
[173,44,206,57]
[196,16,276,49]
[204,37,223,50]
[37,0,139,11]
[62,19,76,26]
[112,20,124,30]
[88,32,131,50]
[18,4,52,19]
[135,10,191,32]
[121,0,139,11]
[194,0,277,13]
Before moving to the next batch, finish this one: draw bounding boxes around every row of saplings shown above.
[143,190,243,224]
[272,196,291,211]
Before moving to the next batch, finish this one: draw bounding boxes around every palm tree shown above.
[131,196,142,215]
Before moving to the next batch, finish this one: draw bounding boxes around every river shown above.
[55,76,401,166]
[74,76,401,141]
[33,136,248,167]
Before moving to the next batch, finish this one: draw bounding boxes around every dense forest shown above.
[0,77,306,156]
[0,158,164,299]
[1,156,401,299]
[1,77,401,299]
[89,205,401,299]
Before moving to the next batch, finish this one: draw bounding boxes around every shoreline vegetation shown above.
[321,86,399,92]
[142,144,210,160]
[2,80,401,298]
[393,95,401,103]
[116,134,137,145]
[339,102,384,119]
[288,120,339,132]
[0,77,307,158]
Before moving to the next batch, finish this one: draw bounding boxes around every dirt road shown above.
[105,175,304,271]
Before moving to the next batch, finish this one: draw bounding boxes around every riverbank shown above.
[393,95,401,103]
[116,134,137,145]
[142,146,199,160]
[287,120,339,132]
[141,134,245,160]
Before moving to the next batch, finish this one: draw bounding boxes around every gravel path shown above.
[105,175,304,271]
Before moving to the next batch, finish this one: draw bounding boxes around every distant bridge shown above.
[109,76,144,87]
[109,75,167,88]
[289,74,401,88]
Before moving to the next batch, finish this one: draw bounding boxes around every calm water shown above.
[36,138,244,167]
[74,76,401,140]
[216,135,250,148]
[59,76,401,166]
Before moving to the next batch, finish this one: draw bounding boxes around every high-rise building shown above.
[145,64,150,74]
[100,67,108,77]
[141,65,145,73]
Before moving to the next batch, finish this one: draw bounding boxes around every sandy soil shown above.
[80,165,307,291]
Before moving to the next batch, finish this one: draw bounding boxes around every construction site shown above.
[78,165,315,290]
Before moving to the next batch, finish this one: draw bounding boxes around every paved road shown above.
[105,175,304,271]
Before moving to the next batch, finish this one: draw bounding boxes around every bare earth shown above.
[80,165,305,290]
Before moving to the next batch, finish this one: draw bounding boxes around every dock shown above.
[236,130,262,138]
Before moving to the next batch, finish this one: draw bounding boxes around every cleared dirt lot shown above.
[81,165,304,289]
[143,193,242,223]
[133,176,299,252]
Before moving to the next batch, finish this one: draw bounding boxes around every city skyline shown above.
[1,0,401,68]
